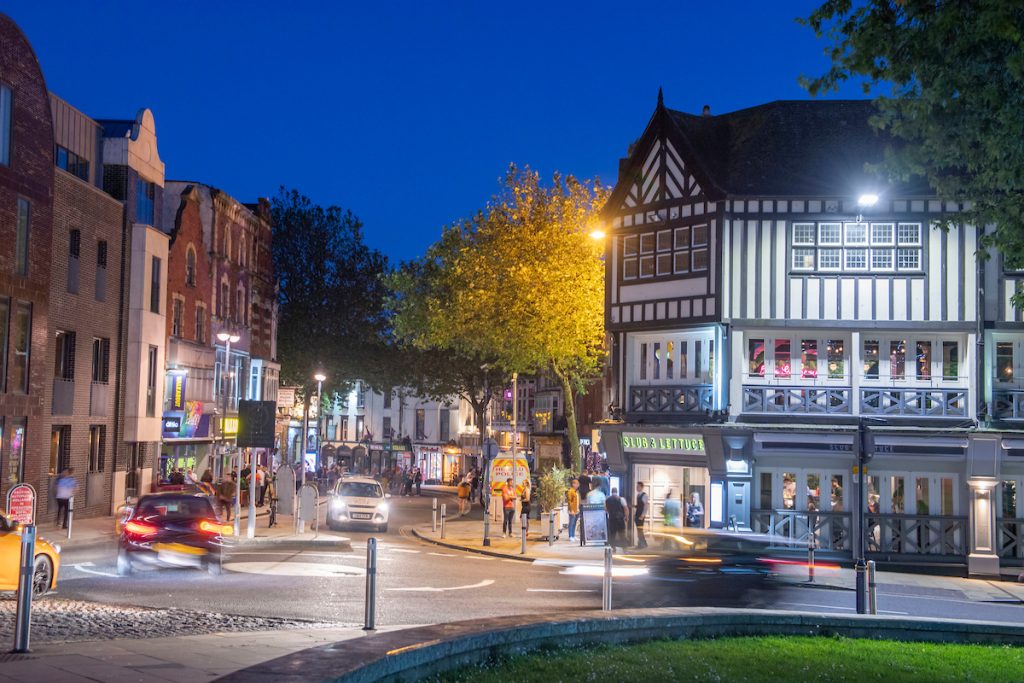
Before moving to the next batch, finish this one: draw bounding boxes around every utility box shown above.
[277,465,296,513]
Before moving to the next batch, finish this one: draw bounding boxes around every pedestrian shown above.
[606,487,628,552]
[55,468,76,529]
[169,468,185,485]
[457,476,471,514]
[414,468,423,496]
[578,471,592,500]
[197,469,216,497]
[256,466,268,507]
[586,480,606,506]
[664,489,681,527]
[520,479,532,535]
[501,477,516,537]
[216,476,235,521]
[566,478,581,543]
[686,491,704,528]
[634,481,649,549]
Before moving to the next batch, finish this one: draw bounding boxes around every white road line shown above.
[526,588,596,593]
[388,548,421,554]
[467,555,496,560]
[70,563,120,578]
[780,602,908,615]
[428,552,457,557]
[386,579,495,593]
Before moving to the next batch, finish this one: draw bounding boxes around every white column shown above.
[967,477,1000,577]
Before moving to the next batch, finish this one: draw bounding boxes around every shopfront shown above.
[160,401,214,482]
[418,445,465,484]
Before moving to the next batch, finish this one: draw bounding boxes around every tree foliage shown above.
[271,187,390,400]
[801,1,1024,277]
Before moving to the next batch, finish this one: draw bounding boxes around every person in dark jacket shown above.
[606,488,628,553]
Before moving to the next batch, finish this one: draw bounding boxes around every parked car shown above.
[0,512,60,597]
[327,477,391,532]
[117,492,231,576]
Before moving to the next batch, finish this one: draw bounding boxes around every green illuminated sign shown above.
[620,433,705,455]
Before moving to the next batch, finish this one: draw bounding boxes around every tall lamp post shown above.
[217,330,241,535]
[313,372,326,479]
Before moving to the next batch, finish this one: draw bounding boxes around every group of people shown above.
[385,467,423,496]
[499,476,532,536]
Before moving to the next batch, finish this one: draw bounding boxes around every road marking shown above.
[388,548,421,554]
[70,563,119,578]
[386,579,494,593]
[223,561,365,577]
[526,588,596,593]
[467,555,495,560]
[779,602,908,615]
[428,552,457,557]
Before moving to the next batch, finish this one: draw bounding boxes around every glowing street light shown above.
[589,228,607,240]
[216,330,241,535]
[857,193,879,207]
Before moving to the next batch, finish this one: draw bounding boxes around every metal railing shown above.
[751,509,851,551]
[742,385,851,415]
[860,387,968,417]
[628,384,714,415]
[992,390,1024,419]
[998,518,1024,559]
[865,513,967,556]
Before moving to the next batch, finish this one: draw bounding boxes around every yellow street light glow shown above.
[589,229,607,240]
[314,373,326,382]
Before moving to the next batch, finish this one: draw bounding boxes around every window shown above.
[185,247,196,287]
[50,425,71,476]
[0,298,7,390]
[942,341,959,381]
[66,229,81,294]
[997,342,1014,382]
[172,299,183,337]
[863,340,880,379]
[55,144,89,181]
[415,409,426,440]
[340,417,348,441]
[916,341,932,380]
[146,345,158,417]
[623,223,709,280]
[0,85,11,166]
[774,339,791,379]
[889,340,906,380]
[96,240,108,301]
[694,340,703,380]
[6,417,26,485]
[639,343,647,380]
[88,425,106,472]
[236,286,246,325]
[748,339,765,377]
[439,408,451,442]
[15,198,29,276]
[136,178,155,224]
[862,336,961,383]
[652,342,661,380]
[801,339,818,378]
[383,389,392,409]
[793,221,921,273]
[666,341,675,379]
[150,257,161,314]
[54,331,75,380]
[10,303,30,393]
[826,339,844,379]
[220,282,229,319]
[382,415,392,439]
[679,341,688,379]
[91,337,109,383]
[195,305,206,344]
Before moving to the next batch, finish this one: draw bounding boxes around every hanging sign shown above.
[6,483,36,525]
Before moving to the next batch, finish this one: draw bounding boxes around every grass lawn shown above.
[436,636,1024,682]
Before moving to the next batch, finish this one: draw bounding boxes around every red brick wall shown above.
[167,185,212,343]
[0,13,54,507]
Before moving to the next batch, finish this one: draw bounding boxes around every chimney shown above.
[702,104,711,117]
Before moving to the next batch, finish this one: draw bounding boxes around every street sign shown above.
[237,400,276,448]
[6,483,36,525]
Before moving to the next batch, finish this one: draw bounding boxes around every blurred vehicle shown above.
[644,528,782,601]
[327,477,390,532]
[0,512,60,597]
[117,492,231,576]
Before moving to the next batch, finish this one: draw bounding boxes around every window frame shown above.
[791,221,923,274]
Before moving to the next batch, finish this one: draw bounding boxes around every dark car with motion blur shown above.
[117,492,232,576]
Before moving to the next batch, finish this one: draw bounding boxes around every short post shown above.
[432,497,438,533]
[867,560,877,615]
[521,512,528,555]
[13,524,36,652]
[66,497,74,540]
[363,537,377,631]
[602,546,613,611]
[807,541,815,583]
[482,495,491,547]
[440,503,447,539]
[548,513,555,547]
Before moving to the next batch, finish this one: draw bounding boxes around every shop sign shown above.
[619,432,705,456]
[277,387,296,409]
[760,441,852,453]
[6,483,36,524]
[162,415,182,435]
[163,402,210,439]
[169,372,187,410]
[221,417,239,436]
[489,457,530,495]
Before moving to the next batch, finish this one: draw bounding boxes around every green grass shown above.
[435,636,1024,682]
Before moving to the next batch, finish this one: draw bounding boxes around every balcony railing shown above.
[742,385,851,415]
[628,384,713,415]
[865,513,967,556]
[52,378,75,415]
[89,381,109,417]
[992,390,1024,419]
[999,519,1024,559]
[751,509,851,551]
[860,387,968,417]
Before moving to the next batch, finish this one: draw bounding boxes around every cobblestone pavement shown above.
[0,596,346,643]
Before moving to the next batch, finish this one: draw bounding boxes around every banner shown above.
[580,503,607,546]
[489,457,530,495]
[169,373,187,410]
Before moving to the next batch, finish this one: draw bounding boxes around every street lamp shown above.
[216,330,241,535]
[856,193,879,223]
[314,372,326,476]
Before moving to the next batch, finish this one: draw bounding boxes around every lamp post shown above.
[314,372,326,477]
[217,331,240,535]
[511,371,519,501]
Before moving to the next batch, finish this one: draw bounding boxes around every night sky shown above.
[7,1,871,264]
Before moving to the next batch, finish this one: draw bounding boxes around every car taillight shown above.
[199,520,233,535]
[124,520,158,536]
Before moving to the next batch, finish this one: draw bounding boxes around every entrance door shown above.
[633,464,709,529]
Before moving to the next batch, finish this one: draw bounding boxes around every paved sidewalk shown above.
[413,515,1024,604]
[0,624,407,682]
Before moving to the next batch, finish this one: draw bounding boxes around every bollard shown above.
[440,503,447,539]
[521,513,528,555]
[601,546,613,611]
[548,514,555,547]
[13,524,35,652]
[867,560,877,615]
[66,497,74,540]
[432,497,438,533]
[482,495,491,547]
[807,542,815,583]
[363,537,377,631]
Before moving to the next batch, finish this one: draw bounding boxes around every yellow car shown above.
[0,513,61,597]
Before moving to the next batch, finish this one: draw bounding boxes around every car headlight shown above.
[376,502,389,513]
[331,498,345,510]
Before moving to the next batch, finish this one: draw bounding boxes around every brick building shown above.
[0,13,54,508]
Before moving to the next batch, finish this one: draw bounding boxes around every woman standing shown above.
[520,480,532,535]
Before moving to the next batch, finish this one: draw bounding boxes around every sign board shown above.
[619,433,705,456]
[6,483,36,525]
[169,373,187,410]
[237,400,276,448]
[490,457,530,496]
[580,503,607,546]
[277,387,296,409]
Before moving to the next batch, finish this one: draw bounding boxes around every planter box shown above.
[541,510,562,540]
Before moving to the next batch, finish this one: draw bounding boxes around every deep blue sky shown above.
[8,1,868,264]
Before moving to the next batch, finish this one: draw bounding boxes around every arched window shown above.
[185,246,196,287]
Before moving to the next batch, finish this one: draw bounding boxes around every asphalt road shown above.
[53,493,1024,628]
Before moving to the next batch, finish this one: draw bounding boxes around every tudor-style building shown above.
[600,93,1021,576]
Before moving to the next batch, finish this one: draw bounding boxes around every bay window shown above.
[634,332,714,384]
[746,335,849,383]
[862,336,962,383]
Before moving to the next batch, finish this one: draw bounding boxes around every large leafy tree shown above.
[271,188,390,409]
[801,1,1024,279]
[395,165,607,471]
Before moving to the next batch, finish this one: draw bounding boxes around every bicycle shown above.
[268,496,278,528]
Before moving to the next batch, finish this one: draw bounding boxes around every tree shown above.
[801,1,1024,282]
[271,187,390,414]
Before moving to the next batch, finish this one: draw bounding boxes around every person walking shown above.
[414,468,423,496]
[566,478,581,543]
[606,488,628,553]
[578,471,592,500]
[501,478,517,537]
[634,481,649,549]
[457,476,471,514]
[686,491,704,528]
[520,479,532,536]
[256,466,267,507]
[55,468,77,529]
[216,476,235,522]
[197,469,216,497]
[586,480,606,506]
